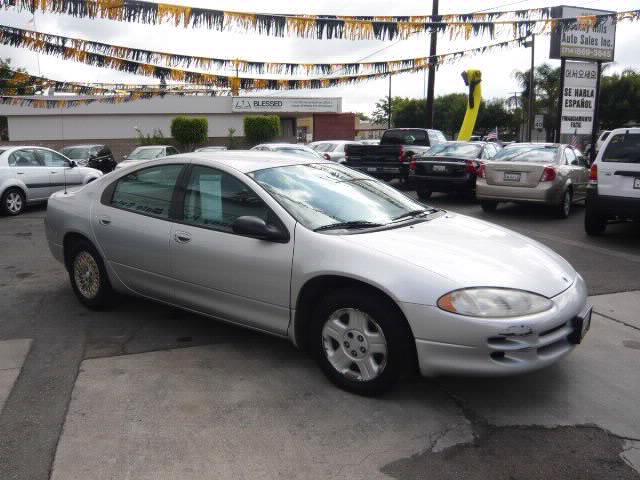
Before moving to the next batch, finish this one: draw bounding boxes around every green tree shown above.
[243,115,280,146]
[513,63,561,141]
[599,69,640,130]
[433,93,468,139]
[371,97,393,126]
[0,58,31,95]
[170,116,208,152]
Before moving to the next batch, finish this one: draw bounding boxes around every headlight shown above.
[437,288,553,318]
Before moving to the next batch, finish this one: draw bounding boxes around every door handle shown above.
[98,216,111,226]
[174,231,192,243]
[17,172,24,175]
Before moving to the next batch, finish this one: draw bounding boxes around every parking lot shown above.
[1,194,639,480]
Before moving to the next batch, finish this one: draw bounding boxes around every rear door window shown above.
[8,149,41,167]
[602,133,640,164]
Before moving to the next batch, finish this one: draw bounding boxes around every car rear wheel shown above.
[585,209,607,236]
[311,287,414,396]
[1,188,26,216]
[481,200,498,212]
[557,190,572,219]
[68,240,114,309]
[417,188,432,200]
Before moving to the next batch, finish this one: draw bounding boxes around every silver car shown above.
[117,145,180,170]
[0,146,103,216]
[250,143,323,159]
[308,140,362,163]
[45,152,590,395]
[476,143,590,218]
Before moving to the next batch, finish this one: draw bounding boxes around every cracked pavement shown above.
[1,194,640,480]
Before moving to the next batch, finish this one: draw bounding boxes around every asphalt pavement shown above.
[0,196,639,480]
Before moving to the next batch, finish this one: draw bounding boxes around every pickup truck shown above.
[344,128,447,182]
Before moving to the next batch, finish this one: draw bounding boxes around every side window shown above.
[183,166,271,233]
[166,147,179,156]
[487,144,497,158]
[575,150,589,168]
[8,149,41,167]
[564,148,577,166]
[37,149,69,167]
[110,164,183,219]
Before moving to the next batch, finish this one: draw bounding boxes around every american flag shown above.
[485,127,498,141]
[569,129,579,148]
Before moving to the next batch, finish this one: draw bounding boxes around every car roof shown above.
[607,127,640,135]
[258,143,310,148]
[185,150,331,173]
[503,142,561,148]
[133,145,171,149]
[63,144,103,148]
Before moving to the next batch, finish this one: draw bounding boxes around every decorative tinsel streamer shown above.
[1,0,629,41]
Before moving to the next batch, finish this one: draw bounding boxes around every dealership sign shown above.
[560,61,598,135]
[232,97,340,113]
[549,6,616,62]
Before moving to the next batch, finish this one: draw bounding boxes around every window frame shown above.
[100,163,187,221]
[172,163,290,241]
[36,148,71,168]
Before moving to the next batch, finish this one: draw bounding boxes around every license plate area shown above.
[503,172,521,182]
[634,177,640,189]
[366,167,377,172]
[569,306,592,345]
[432,165,447,173]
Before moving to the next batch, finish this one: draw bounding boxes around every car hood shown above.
[341,213,576,298]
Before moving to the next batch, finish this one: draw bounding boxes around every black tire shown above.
[557,189,573,219]
[1,187,26,216]
[417,188,432,200]
[310,287,414,396]
[585,208,607,236]
[481,200,498,212]
[68,239,114,309]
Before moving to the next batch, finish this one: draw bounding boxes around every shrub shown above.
[135,127,165,146]
[244,115,281,146]
[227,128,238,150]
[170,116,208,151]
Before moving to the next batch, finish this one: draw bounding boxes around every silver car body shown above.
[117,145,179,169]
[308,140,362,162]
[0,146,103,205]
[45,152,589,377]
[251,143,323,159]
[476,143,590,205]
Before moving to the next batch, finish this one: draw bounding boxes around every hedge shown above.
[244,115,281,146]
[170,116,208,151]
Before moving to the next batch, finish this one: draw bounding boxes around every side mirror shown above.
[68,160,77,168]
[232,216,289,243]
[122,155,128,160]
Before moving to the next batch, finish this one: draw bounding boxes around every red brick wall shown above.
[313,113,356,141]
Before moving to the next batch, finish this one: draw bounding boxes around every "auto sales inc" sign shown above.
[550,6,616,62]
[560,61,598,135]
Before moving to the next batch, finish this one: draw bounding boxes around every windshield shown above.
[129,147,164,160]
[427,143,482,158]
[249,163,430,231]
[602,133,640,163]
[494,145,558,164]
[62,147,94,159]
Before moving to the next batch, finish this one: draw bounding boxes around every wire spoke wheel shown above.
[73,251,101,300]
[322,308,388,382]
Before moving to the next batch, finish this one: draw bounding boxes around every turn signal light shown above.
[589,163,598,183]
[466,160,479,174]
[541,166,557,182]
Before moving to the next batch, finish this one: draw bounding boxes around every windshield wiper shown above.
[392,208,437,221]
[314,221,384,232]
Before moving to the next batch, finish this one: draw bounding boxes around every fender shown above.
[0,177,29,201]
[457,69,483,142]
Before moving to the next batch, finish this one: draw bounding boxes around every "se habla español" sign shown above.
[560,61,598,135]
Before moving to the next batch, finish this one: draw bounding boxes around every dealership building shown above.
[0,95,355,158]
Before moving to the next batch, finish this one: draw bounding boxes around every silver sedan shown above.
[45,152,591,395]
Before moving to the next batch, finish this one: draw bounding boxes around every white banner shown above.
[560,61,598,136]
[232,97,340,113]
[551,6,616,62]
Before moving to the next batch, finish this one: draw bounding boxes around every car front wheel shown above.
[1,188,25,216]
[311,287,414,396]
[558,190,572,218]
[68,240,114,309]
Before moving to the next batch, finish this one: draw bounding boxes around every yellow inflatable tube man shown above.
[457,70,482,141]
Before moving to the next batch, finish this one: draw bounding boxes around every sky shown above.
[1,0,640,115]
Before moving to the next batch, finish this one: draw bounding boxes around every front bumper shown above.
[401,274,589,376]
[476,178,563,205]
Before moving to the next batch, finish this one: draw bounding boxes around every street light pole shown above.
[388,74,392,129]
[527,34,536,142]
[425,0,438,128]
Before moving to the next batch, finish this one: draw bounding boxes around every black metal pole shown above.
[527,34,535,142]
[555,58,566,143]
[425,0,438,128]
[388,74,392,129]
[590,61,602,162]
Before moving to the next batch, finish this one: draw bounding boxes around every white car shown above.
[585,127,640,235]
[0,146,103,216]
[308,140,362,163]
[250,143,323,159]
[117,145,180,169]
[194,146,228,153]
[45,152,590,395]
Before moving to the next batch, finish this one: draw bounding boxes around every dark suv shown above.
[62,144,116,174]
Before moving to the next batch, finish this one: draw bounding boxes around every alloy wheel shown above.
[322,308,388,382]
[6,191,23,214]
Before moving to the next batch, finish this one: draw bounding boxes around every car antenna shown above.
[63,163,68,195]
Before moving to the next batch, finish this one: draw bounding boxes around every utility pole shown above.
[425,0,438,128]
[527,34,536,142]
[388,74,392,129]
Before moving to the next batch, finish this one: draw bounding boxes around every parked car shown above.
[117,145,179,169]
[409,141,500,200]
[584,127,640,235]
[0,146,102,216]
[251,143,323,159]
[344,128,447,183]
[359,139,380,145]
[308,140,362,163]
[61,144,117,174]
[45,151,590,395]
[194,146,228,153]
[476,143,590,218]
